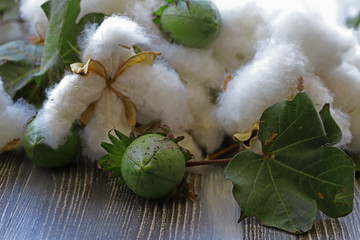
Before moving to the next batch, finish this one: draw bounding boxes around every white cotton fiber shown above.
[302,73,353,147]
[19,0,48,38]
[113,59,194,131]
[81,16,150,76]
[209,1,270,72]
[270,11,355,76]
[0,80,36,151]
[216,43,307,135]
[323,57,360,152]
[153,41,225,88]
[79,0,134,19]
[36,73,106,149]
[81,89,132,160]
[149,41,226,153]
[175,130,203,161]
[185,82,224,153]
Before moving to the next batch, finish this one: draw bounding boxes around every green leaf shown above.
[0,40,43,63]
[41,1,51,20]
[345,150,360,172]
[13,80,46,108]
[226,151,317,233]
[0,60,39,96]
[98,130,136,183]
[35,0,105,84]
[225,92,355,233]
[319,104,342,145]
[35,0,79,80]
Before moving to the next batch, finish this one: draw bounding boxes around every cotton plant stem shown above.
[185,158,232,167]
[207,142,240,160]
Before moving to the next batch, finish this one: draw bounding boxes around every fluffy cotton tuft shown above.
[19,0,48,37]
[209,1,270,72]
[216,43,307,134]
[323,50,360,152]
[80,90,131,159]
[36,73,106,149]
[81,15,150,76]
[36,16,198,160]
[149,40,226,153]
[213,1,358,152]
[79,0,134,18]
[114,60,193,131]
[0,80,36,151]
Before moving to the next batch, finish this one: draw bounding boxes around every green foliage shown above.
[345,150,360,172]
[0,40,43,63]
[0,0,104,107]
[35,0,105,84]
[225,92,355,233]
[98,130,136,184]
[0,40,45,106]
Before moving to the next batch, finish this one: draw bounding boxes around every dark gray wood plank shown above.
[0,152,359,239]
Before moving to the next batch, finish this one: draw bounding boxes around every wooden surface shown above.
[0,151,359,240]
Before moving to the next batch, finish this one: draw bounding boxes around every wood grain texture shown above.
[0,151,359,240]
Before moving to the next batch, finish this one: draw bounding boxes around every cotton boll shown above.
[113,60,194,131]
[0,80,36,151]
[36,73,106,149]
[19,0,48,38]
[82,16,150,76]
[208,1,270,72]
[216,43,307,135]
[81,89,132,160]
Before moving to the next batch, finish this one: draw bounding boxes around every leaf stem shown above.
[185,158,232,167]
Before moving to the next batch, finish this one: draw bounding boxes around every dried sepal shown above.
[114,51,161,79]
[0,138,21,152]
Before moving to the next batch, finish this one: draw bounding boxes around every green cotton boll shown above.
[23,118,80,168]
[159,0,221,48]
[121,134,186,199]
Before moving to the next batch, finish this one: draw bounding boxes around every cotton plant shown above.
[216,1,360,153]
[0,79,36,153]
[34,15,200,160]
